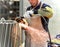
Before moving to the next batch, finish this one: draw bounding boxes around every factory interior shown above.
[0,0,60,47]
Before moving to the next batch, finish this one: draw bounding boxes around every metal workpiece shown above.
[0,19,22,47]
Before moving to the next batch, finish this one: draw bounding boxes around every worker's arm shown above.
[15,17,28,26]
[19,23,48,44]
[38,6,53,18]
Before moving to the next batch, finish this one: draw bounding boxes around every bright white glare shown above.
[9,11,13,14]
[9,2,13,5]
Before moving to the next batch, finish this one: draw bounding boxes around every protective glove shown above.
[28,10,34,14]
[23,10,34,18]
[37,7,53,18]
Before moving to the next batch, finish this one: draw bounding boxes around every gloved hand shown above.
[37,7,53,18]
[23,10,34,18]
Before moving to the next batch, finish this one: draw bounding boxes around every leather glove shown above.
[37,6,53,18]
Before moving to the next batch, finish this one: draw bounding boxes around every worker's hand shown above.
[23,10,34,18]
[15,17,28,26]
[19,23,48,44]
[22,18,28,26]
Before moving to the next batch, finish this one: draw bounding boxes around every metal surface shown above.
[20,0,23,17]
[0,19,22,47]
[0,1,23,47]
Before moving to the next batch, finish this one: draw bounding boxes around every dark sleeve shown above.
[41,17,49,32]
[42,3,52,8]
[34,10,38,14]
[26,6,31,11]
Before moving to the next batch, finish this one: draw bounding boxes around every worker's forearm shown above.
[33,6,53,18]
[38,9,53,18]
[19,23,48,43]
